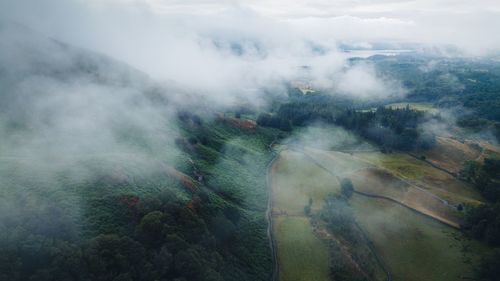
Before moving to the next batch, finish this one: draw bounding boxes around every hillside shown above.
[0,23,280,281]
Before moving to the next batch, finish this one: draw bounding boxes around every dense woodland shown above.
[1,188,227,281]
[366,55,500,122]
[0,115,279,281]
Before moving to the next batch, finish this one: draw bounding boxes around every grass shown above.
[274,217,331,281]
[271,145,487,281]
[303,148,371,175]
[300,147,462,227]
[416,136,483,173]
[354,152,427,179]
[351,194,486,281]
[272,150,340,214]
[271,151,339,281]
[354,151,483,205]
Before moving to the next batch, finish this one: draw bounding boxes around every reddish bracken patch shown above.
[121,195,141,207]
[186,200,196,211]
[186,196,201,212]
[216,114,257,129]
[120,195,141,222]
[162,164,196,191]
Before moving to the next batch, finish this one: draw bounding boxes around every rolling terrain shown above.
[267,125,495,281]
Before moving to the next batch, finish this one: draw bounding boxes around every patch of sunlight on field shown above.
[353,152,483,205]
[385,102,436,112]
[354,152,427,179]
[274,216,330,281]
[351,195,486,281]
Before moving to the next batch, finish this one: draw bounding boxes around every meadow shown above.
[269,136,488,281]
[351,195,486,281]
[270,150,340,281]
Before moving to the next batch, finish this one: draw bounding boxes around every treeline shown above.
[460,158,500,280]
[256,93,341,131]
[276,94,342,126]
[335,106,435,151]
[457,116,500,142]
[256,113,291,131]
[257,92,437,151]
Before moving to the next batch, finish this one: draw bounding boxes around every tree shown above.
[476,248,500,281]
[138,211,167,245]
[340,178,354,199]
[304,205,311,216]
[85,235,145,281]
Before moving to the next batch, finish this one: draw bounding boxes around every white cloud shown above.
[1,0,499,107]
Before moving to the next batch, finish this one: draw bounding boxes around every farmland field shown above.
[354,151,483,205]
[270,143,488,281]
[274,216,330,281]
[351,195,486,281]
[270,150,340,281]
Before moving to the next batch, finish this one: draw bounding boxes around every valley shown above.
[2,17,500,281]
[268,125,496,281]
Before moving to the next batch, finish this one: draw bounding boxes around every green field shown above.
[271,146,487,281]
[271,150,340,281]
[354,151,483,205]
[272,150,341,214]
[351,195,485,281]
[302,148,463,226]
[274,217,330,281]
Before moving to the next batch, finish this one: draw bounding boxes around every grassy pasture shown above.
[300,148,462,226]
[416,136,482,173]
[350,168,462,227]
[354,151,483,205]
[271,147,486,281]
[271,150,339,281]
[272,150,341,215]
[351,195,485,281]
[274,216,331,281]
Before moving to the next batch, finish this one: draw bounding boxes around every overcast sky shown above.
[150,0,500,53]
[1,0,499,102]
[3,0,500,53]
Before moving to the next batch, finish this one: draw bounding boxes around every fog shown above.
[0,1,497,279]
[0,0,419,180]
[0,0,415,105]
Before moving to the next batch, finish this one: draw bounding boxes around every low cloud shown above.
[0,0,416,106]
